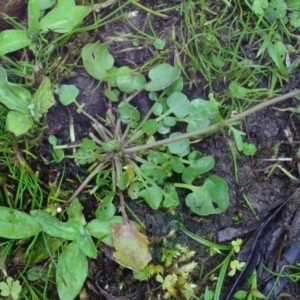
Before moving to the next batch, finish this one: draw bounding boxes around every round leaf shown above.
[139,186,163,210]
[185,175,229,216]
[6,111,33,136]
[145,63,181,92]
[116,66,146,94]
[59,84,79,106]
[167,133,190,154]
[167,92,191,118]
[81,43,114,80]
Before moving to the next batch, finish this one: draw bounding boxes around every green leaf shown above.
[231,127,246,152]
[128,182,141,200]
[163,185,179,207]
[171,157,185,173]
[274,40,286,56]
[133,266,150,281]
[153,38,165,50]
[164,77,183,96]
[28,0,40,33]
[167,133,190,154]
[0,206,41,239]
[0,69,30,113]
[75,227,97,258]
[0,30,31,55]
[118,102,140,124]
[182,166,196,184]
[242,142,257,156]
[40,5,93,33]
[142,120,158,135]
[95,192,116,220]
[153,103,163,116]
[67,198,86,224]
[52,149,65,163]
[166,92,191,118]
[185,98,222,133]
[191,156,214,174]
[145,63,181,92]
[229,81,247,99]
[112,220,151,271]
[164,117,176,127]
[116,66,146,94]
[6,112,33,136]
[185,175,229,215]
[37,0,55,10]
[287,0,300,9]
[289,11,300,27]
[104,89,119,102]
[267,42,287,76]
[252,0,269,15]
[31,210,82,240]
[81,43,114,80]
[59,84,79,105]
[86,216,141,247]
[139,186,163,210]
[233,290,248,299]
[24,234,63,264]
[56,242,88,300]
[251,289,267,299]
[31,76,55,119]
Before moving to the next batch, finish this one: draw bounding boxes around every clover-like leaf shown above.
[111,220,152,271]
[228,260,246,276]
[185,175,229,215]
[252,0,269,15]
[184,98,222,133]
[0,277,22,300]
[166,92,191,118]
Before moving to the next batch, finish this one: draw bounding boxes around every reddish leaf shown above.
[111,221,151,271]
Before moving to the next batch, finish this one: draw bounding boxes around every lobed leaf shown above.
[166,92,191,118]
[185,175,229,216]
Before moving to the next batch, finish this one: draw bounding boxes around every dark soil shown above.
[45,1,300,299]
[3,1,300,299]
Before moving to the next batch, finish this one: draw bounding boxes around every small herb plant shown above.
[0,277,22,300]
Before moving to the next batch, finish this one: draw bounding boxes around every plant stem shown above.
[59,155,113,209]
[123,89,300,153]
[129,0,168,18]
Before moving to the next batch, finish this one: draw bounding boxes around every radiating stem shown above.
[123,89,300,153]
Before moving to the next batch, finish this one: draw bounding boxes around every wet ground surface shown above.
[3,0,300,299]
